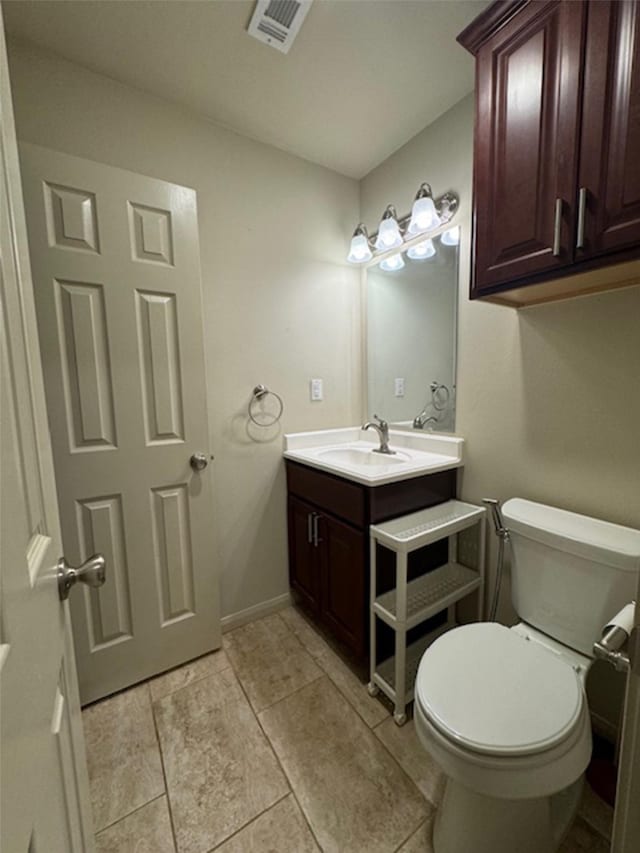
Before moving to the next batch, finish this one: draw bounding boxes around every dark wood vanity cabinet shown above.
[459,0,640,306]
[286,460,456,663]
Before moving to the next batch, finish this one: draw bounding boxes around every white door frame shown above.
[611,580,640,852]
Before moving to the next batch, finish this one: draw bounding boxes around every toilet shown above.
[414,498,640,853]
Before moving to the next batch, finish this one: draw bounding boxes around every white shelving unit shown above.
[368,500,486,725]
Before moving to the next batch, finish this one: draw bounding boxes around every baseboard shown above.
[221,592,292,633]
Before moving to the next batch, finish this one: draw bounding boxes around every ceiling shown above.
[3,0,487,179]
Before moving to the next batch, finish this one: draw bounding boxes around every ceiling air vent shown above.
[247,0,313,54]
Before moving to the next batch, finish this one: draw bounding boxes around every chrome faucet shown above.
[413,413,438,430]
[362,414,395,454]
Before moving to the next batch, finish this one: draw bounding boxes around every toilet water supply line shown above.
[482,498,510,622]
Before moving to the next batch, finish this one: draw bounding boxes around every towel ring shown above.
[430,381,450,411]
[248,384,284,427]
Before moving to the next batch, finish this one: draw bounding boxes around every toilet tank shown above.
[502,499,640,656]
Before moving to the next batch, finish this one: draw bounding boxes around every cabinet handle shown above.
[576,187,587,250]
[552,197,563,257]
[313,514,323,547]
[307,513,314,545]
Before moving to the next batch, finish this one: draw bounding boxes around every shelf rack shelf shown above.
[369,499,486,725]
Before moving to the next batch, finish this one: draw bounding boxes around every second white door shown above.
[20,143,220,704]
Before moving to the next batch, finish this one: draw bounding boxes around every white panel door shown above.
[19,143,221,704]
[0,11,94,852]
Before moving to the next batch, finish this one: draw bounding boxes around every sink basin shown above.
[284,429,464,486]
[318,447,409,467]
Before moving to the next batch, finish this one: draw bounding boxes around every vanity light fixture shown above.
[441,226,460,246]
[347,224,374,263]
[346,181,459,265]
[407,238,436,260]
[379,253,405,272]
[374,205,403,251]
[407,183,440,235]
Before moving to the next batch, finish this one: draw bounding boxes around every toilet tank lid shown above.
[502,499,640,573]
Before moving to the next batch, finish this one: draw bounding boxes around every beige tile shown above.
[397,818,436,853]
[281,606,389,728]
[560,816,610,853]
[578,781,614,840]
[95,797,174,853]
[148,649,230,701]
[374,717,445,806]
[316,645,390,728]
[214,794,320,853]
[83,683,164,831]
[279,606,330,659]
[224,613,322,712]
[154,667,289,853]
[260,677,429,853]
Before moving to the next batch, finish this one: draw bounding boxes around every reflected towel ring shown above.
[430,381,450,411]
[248,384,284,427]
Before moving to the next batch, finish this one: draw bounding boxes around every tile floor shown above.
[84,607,613,853]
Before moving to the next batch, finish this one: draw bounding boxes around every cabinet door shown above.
[472,0,585,294]
[287,497,320,612]
[577,0,640,259]
[319,514,366,659]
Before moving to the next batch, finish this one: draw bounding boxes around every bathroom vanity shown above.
[284,428,464,663]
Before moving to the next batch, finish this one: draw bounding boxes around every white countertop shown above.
[283,427,464,486]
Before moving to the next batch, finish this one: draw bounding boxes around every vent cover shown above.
[247,0,313,54]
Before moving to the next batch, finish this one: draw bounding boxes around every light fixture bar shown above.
[363,216,460,268]
[346,182,459,265]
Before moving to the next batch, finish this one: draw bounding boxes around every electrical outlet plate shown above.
[394,378,405,397]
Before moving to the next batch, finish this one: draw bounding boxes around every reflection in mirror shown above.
[366,235,458,432]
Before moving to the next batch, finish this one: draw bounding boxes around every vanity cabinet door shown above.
[287,496,320,613]
[318,514,366,660]
[577,0,640,259]
[471,0,585,294]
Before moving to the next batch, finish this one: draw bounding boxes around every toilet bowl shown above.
[414,623,592,853]
[412,498,640,853]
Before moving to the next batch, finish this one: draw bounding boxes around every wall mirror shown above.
[365,230,458,432]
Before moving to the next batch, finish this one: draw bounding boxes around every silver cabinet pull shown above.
[307,513,314,544]
[313,514,323,547]
[58,554,106,601]
[576,187,587,250]
[552,197,563,257]
[190,452,209,472]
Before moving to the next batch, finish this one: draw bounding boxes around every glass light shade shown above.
[407,239,436,260]
[379,253,405,272]
[347,232,373,263]
[375,216,403,251]
[407,195,440,235]
[440,226,460,246]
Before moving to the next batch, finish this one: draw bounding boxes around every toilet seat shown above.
[415,623,584,757]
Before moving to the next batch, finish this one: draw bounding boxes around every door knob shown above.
[190,452,209,472]
[58,554,106,601]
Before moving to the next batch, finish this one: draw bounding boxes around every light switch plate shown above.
[310,378,323,401]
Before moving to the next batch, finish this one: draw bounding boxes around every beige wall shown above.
[361,92,640,732]
[7,38,362,622]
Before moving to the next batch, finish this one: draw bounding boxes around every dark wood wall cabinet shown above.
[286,461,456,664]
[458,0,640,307]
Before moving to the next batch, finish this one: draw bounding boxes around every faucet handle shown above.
[373,414,388,429]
